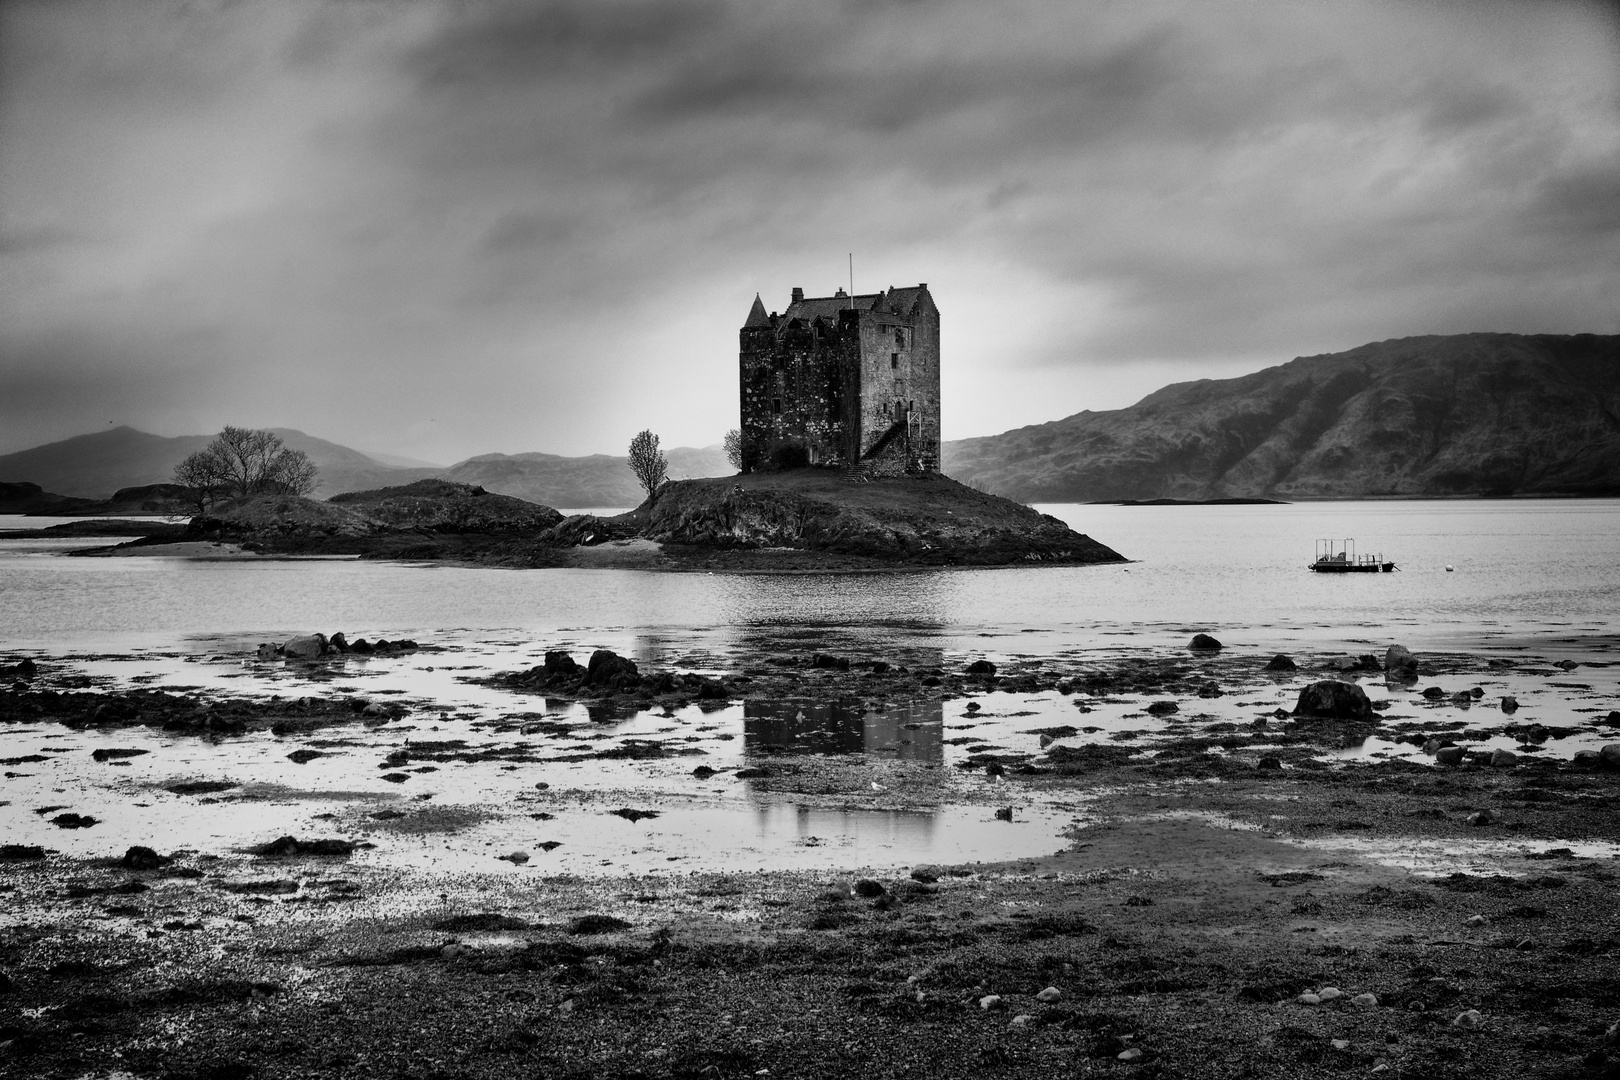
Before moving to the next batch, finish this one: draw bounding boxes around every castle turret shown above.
[743,294,769,328]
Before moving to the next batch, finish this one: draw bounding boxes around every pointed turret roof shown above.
[743,293,770,328]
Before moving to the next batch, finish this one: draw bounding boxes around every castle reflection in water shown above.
[742,699,943,763]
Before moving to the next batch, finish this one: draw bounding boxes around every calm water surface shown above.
[2,500,1617,651]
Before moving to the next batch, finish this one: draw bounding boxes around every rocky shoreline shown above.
[1,638,1618,1079]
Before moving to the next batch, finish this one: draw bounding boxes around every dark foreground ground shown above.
[2,645,1618,1080]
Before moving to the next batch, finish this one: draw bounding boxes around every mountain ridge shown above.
[942,332,1620,501]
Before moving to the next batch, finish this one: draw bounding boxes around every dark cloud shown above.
[1,0,1617,459]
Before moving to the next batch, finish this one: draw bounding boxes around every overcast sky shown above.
[2,0,1617,463]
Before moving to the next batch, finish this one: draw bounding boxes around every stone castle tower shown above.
[738,283,940,475]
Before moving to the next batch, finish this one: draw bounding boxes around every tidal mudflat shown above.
[3,627,1620,1079]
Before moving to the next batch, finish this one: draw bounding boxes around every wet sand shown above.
[2,639,1618,1078]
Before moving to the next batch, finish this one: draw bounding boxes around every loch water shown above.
[2,499,1618,876]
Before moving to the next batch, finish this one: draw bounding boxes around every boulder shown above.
[1435,746,1467,766]
[965,659,997,675]
[1385,644,1419,678]
[1256,756,1283,770]
[349,638,375,655]
[255,643,279,661]
[813,653,852,671]
[121,845,169,870]
[1489,748,1518,768]
[1264,653,1297,672]
[584,649,639,690]
[1600,744,1620,770]
[1145,700,1179,716]
[1421,686,1446,700]
[910,865,941,884]
[328,632,349,652]
[1189,633,1223,650]
[282,634,327,659]
[1603,711,1620,727]
[1292,680,1373,721]
[1501,696,1519,714]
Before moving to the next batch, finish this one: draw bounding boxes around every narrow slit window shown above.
[894,328,905,348]
[891,352,899,369]
[772,398,782,415]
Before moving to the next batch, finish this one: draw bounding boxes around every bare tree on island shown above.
[172,426,319,513]
[627,429,668,498]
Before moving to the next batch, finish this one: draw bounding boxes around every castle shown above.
[737,283,940,474]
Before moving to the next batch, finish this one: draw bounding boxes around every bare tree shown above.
[172,426,319,509]
[627,429,668,497]
[172,446,229,513]
[723,429,743,472]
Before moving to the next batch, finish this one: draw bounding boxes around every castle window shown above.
[890,352,899,369]
[772,398,782,415]
[894,328,905,348]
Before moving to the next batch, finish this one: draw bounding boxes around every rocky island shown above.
[89,472,1124,571]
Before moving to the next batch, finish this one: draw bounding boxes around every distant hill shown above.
[943,333,1620,501]
[0,426,431,500]
[0,425,733,506]
[442,446,732,508]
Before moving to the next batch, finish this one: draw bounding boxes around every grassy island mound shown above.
[615,470,1125,570]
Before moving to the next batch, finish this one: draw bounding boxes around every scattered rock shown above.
[853,879,886,898]
[51,813,97,829]
[608,808,660,822]
[910,865,941,884]
[978,994,1005,1011]
[498,851,530,865]
[1435,746,1467,766]
[91,747,149,762]
[1352,993,1379,1007]
[1556,659,1579,671]
[1489,748,1518,768]
[1422,686,1446,700]
[691,765,717,779]
[994,806,1014,821]
[1298,993,1322,1005]
[1467,810,1496,826]
[1264,654,1297,672]
[328,632,349,652]
[1500,696,1519,713]
[733,767,771,780]
[1467,914,1490,928]
[1009,1014,1033,1027]
[1385,644,1419,678]
[569,914,631,934]
[1145,700,1179,716]
[1189,633,1222,650]
[1036,986,1062,1003]
[287,749,324,763]
[121,846,169,870]
[1317,987,1343,1001]
[1292,680,1373,721]
[965,659,997,676]
[1256,756,1283,771]
[1118,1048,1144,1063]
[584,649,639,689]
[1453,1009,1484,1029]
[1600,744,1620,770]
[812,653,851,671]
[282,634,328,659]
